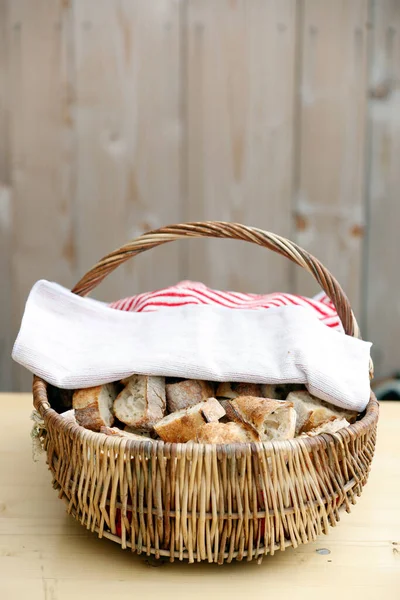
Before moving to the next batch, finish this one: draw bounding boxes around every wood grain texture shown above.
[365,0,400,376]
[8,0,76,391]
[185,0,297,293]
[0,394,398,597]
[73,0,182,302]
[0,0,12,390]
[294,0,369,313]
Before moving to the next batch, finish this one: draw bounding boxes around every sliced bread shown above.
[154,397,225,443]
[73,383,118,432]
[113,375,166,430]
[287,390,357,435]
[195,421,258,444]
[301,417,350,437]
[230,396,296,441]
[166,379,214,412]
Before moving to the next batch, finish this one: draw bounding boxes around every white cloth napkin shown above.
[12,280,372,412]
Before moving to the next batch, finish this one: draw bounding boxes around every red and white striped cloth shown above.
[110,281,343,332]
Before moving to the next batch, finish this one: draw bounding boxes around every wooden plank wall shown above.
[73,0,182,302]
[7,0,77,391]
[365,0,400,377]
[185,0,296,293]
[0,0,13,390]
[294,0,369,315]
[0,0,12,391]
[0,0,399,390]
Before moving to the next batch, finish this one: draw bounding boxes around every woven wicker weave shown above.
[33,222,379,563]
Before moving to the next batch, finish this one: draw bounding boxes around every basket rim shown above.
[33,376,379,456]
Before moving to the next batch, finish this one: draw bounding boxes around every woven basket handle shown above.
[71,221,361,339]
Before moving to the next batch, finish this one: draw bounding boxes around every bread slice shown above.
[100,425,153,441]
[260,383,305,400]
[113,375,166,431]
[301,417,350,437]
[154,397,225,443]
[73,383,118,432]
[287,390,357,435]
[230,396,296,441]
[166,379,214,412]
[201,397,226,422]
[216,382,262,399]
[196,421,258,444]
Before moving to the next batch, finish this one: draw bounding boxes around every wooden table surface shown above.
[1,394,399,600]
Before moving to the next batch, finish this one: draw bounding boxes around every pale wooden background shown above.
[0,0,399,391]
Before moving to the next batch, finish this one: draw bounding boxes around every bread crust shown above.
[166,379,214,412]
[230,396,296,441]
[196,422,258,443]
[73,384,117,432]
[301,417,350,437]
[287,390,357,435]
[154,398,225,443]
[113,375,166,430]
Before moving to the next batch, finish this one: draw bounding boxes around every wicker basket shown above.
[33,222,379,564]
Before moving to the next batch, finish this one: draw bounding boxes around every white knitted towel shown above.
[12,280,372,412]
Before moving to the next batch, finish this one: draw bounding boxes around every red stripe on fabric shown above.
[269,294,297,306]
[275,294,304,307]
[279,293,332,318]
[210,289,265,305]
[108,283,340,329]
[132,289,208,312]
[294,296,332,317]
[320,318,341,327]
[260,301,283,308]
[299,296,334,316]
[182,286,248,307]
[127,288,183,311]
[136,300,201,312]
[124,296,137,311]
[110,298,130,311]
[226,291,262,300]
[170,286,246,309]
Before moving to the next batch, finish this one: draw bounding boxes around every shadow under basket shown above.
[32,221,379,564]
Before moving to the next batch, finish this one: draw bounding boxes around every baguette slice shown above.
[231,396,296,441]
[196,421,258,444]
[100,426,153,442]
[301,417,350,437]
[216,382,262,399]
[154,398,225,443]
[166,379,214,412]
[113,375,166,431]
[287,390,357,435]
[73,383,118,432]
